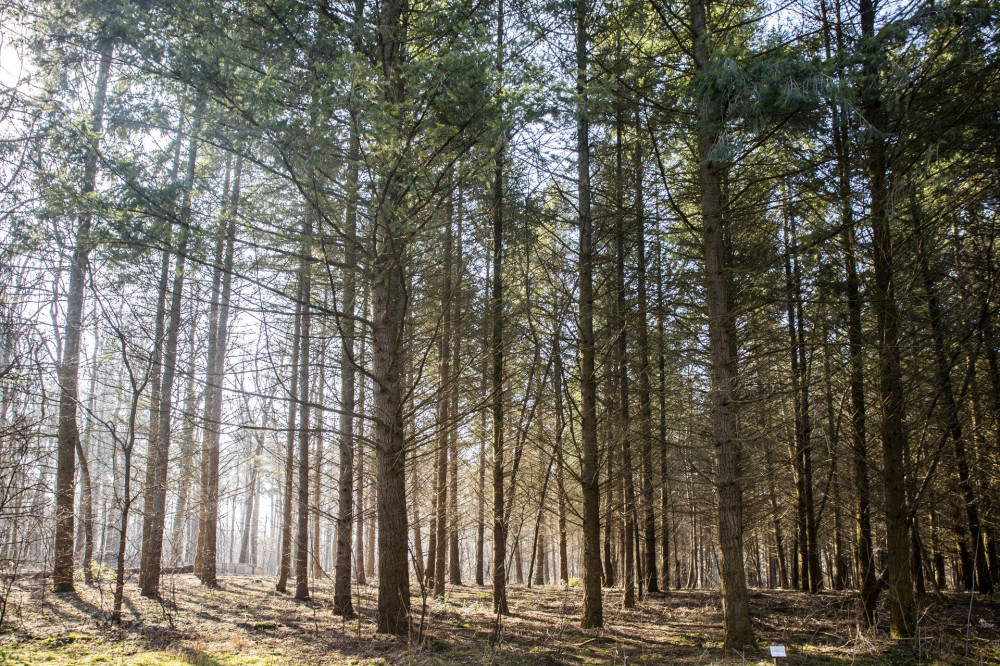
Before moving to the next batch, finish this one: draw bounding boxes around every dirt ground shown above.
[0,573,997,664]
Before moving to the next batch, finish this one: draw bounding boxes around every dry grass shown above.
[0,573,997,664]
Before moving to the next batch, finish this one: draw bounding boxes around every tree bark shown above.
[859,0,915,637]
[53,38,113,594]
[614,113,636,610]
[433,203,453,599]
[276,301,302,593]
[295,213,313,601]
[634,107,658,595]
[689,0,752,647]
[140,101,202,598]
[195,152,240,587]
[334,103,361,615]
[490,0,510,617]
[577,0,602,629]
[373,0,411,631]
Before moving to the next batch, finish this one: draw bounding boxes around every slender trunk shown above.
[433,205,452,599]
[54,38,113,593]
[170,305,201,568]
[313,373,324,578]
[634,108,657,594]
[782,205,820,592]
[916,222,993,594]
[476,309,487,587]
[834,78,877,624]
[656,239,671,592]
[334,106,361,614]
[294,213,313,601]
[555,331,569,585]
[112,387,141,623]
[491,0,509,617]
[240,428,266,564]
[140,102,201,597]
[614,113,636,610]
[449,191,463,586]
[196,152,240,587]
[276,302,302,593]
[77,319,100,583]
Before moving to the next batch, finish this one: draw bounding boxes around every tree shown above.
[52,35,114,594]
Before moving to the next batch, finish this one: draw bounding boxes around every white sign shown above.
[769,646,787,658]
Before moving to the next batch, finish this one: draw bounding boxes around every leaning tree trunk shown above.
[689,0,752,648]
[53,38,113,594]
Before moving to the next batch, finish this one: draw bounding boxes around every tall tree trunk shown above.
[860,0,915,638]
[782,204,820,592]
[614,113,636,611]
[689,0,752,647]
[171,303,202,568]
[476,307,487,587]
[312,344,326,579]
[373,0,411,631]
[828,2,877,613]
[577,0,602,629]
[916,221,993,594]
[195,152,240,587]
[656,238,671,592]
[240,426,266,564]
[490,0,510,617]
[554,330,569,585]
[433,202,453,599]
[276,301,302,593]
[449,189,463,586]
[295,212,313,601]
[334,103,361,615]
[140,101,201,598]
[634,107,658,595]
[53,38,113,594]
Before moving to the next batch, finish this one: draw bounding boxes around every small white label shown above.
[769,646,787,658]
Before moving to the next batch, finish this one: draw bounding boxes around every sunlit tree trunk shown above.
[140,101,202,598]
[334,99,361,615]
[294,212,313,601]
[276,302,302,593]
[53,38,113,594]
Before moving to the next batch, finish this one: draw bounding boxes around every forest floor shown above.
[0,573,998,665]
